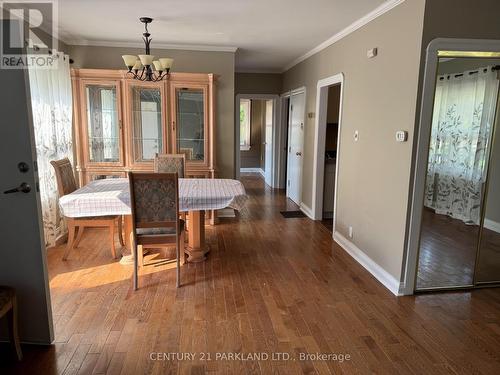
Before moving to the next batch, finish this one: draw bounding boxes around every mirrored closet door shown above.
[477,100,500,285]
[416,53,500,291]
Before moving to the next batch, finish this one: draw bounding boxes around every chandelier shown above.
[122,17,173,82]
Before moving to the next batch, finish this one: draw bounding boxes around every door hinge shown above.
[33,160,38,172]
[287,180,290,187]
[288,146,291,152]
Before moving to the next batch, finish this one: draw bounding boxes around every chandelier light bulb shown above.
[122,18,174,81]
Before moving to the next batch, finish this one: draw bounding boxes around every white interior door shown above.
[0,66,53,343]
[287,91,305,205]
[264,100,273,186]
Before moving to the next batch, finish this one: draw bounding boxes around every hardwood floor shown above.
[2,174,500,374]
[320,219,333,233]
[417,208,479,289]
[477,226,500,283]
[417,208,500,289]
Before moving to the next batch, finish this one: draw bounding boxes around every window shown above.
[240,99,251,150]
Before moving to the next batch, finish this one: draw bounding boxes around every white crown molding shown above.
[282,0,406,72]
[62,38,238,53]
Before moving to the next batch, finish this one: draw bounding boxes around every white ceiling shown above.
[57,0,389,72]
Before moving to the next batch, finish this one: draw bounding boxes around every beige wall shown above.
[235,73,282,95]
[241,100,265,169]
[421,0,500,47]
[67,45,235,178]
[282,0,426,280]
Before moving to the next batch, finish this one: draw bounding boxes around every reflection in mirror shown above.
[477,93,500,284]
[416,56,500,290]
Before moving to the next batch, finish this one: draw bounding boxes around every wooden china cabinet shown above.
[71,69,216,184]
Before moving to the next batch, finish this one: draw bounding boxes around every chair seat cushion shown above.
[136,220,184,237]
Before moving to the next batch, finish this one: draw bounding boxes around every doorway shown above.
[311,74,344,232]
[320,85,341,231]
[404,39,500,294]
[235,94,280,187]
[286,90,306,206]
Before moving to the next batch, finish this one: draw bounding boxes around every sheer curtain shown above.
[425,67,499,224]
[28,53,73,246]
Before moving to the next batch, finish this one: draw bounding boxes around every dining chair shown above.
[154,153,188,227]
[0,286,22,361]
[51,158,124,260]
[128,172,185,290]
[153,153,185,177]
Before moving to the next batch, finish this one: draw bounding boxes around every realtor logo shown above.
[0,0,58,69]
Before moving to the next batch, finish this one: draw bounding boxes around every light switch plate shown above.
[367,47,378,58]
[396,130,408,142]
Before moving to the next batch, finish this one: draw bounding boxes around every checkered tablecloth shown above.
[59,178,248,218]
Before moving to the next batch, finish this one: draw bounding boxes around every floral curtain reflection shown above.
[425,67,499,224]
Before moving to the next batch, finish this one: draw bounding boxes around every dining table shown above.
[58,177,248,262]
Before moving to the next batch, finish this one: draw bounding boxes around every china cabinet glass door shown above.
[129,84,165,164]
[173,86,208,165]
[83,82,122,165]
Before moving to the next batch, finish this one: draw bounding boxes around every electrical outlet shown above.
[348,226,353,239]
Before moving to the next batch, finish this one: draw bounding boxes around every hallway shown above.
[2,174,500,374]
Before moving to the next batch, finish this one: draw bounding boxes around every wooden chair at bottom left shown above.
[0,286,22,361]
[128,172,186,290]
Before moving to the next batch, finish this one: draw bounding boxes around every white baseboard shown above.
[240,167,265,178]
[299,202,314,219]
[333,232,402,296]
[484,218,500,234]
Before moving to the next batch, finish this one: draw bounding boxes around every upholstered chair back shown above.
[50,158,77,196]
[128,172,179,228]
[154,153,185,178]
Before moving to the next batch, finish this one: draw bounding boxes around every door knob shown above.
[4,182,31,194]
[296,152,302,156]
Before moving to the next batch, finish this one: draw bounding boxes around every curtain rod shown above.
[440,65,500,80]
